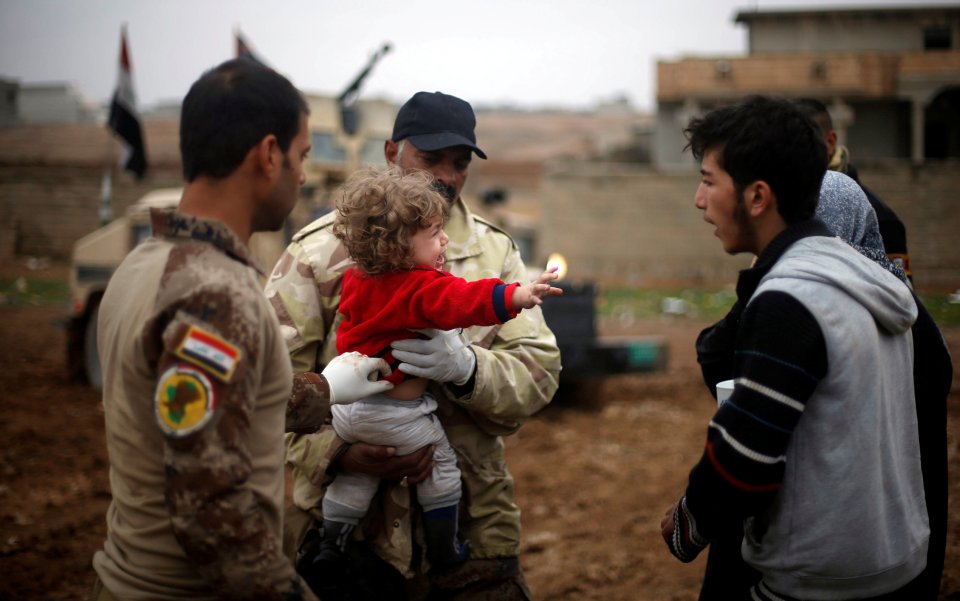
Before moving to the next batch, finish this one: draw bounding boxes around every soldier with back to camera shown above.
[90,58,391,601]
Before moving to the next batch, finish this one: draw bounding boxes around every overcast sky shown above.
[1,0,955,112]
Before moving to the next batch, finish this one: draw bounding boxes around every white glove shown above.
[321,352,394,405]
[390,328,476,386]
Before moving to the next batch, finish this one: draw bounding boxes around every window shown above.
[924,25,952,50]
[311,131,346,163]
[360,139,385,166]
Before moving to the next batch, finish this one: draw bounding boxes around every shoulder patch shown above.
[155,364,216,437]
[174,325,241,382]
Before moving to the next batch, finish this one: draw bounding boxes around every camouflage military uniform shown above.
[92,208,316,601]
[266,198,561,598]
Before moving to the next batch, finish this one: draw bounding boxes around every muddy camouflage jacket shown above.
[93,209,315,600]
[266,198,561,576]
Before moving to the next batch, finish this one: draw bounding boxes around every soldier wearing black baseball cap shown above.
[391,91,487,159]
[385,91,486,204]
[272,89,558,601]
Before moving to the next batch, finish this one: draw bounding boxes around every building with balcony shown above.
[654,4,960,167]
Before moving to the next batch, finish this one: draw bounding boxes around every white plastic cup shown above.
[716,379,735,406]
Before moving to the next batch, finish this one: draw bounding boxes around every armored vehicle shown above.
[65,188,287,389]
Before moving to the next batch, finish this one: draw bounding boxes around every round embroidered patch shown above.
[155,364,216,437]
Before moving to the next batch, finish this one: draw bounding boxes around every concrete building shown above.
[15,83,102,124]
[655,4,960,167]
[529,5,960,292]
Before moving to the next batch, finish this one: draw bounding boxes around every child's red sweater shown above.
[336,265,520,384]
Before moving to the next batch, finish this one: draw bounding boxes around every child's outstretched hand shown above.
[512,267,563,309]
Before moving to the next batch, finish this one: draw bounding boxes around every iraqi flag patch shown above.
[155,364,216,437]
[174,325,241,382]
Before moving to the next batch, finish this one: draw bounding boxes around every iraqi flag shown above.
[108,27,147,179]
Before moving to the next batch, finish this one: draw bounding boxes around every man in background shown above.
[795,97,912,282]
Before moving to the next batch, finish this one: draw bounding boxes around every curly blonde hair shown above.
[332,166,450,276]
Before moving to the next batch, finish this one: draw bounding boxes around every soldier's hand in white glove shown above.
[321,352,394,405]
[391,328,476,385]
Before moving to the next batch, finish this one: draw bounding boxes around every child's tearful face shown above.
[411,216,449,269]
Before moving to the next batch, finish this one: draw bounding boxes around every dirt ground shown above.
[1,264,958,600]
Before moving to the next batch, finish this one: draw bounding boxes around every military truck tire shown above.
[83,298,103,391]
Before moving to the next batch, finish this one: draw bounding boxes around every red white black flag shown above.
[108,26,147,179]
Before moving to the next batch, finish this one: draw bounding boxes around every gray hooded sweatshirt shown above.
[742,236,928,600]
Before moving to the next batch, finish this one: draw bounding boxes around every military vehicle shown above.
[534,255,667,403]
[546,280,667,402]
[66,189,177,389]
[65,188,289,389]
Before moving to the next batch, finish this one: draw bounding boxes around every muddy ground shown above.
[1,263,958,600]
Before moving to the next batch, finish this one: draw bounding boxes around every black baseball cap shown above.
[391,91,487,159]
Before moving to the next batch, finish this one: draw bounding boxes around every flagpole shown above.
[99,23,126,226]
[99,170,113,226]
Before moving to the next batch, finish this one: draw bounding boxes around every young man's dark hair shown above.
[180,58,309,181]
[684,95,827,224]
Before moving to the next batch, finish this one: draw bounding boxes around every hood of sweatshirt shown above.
[762,236,917,336]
